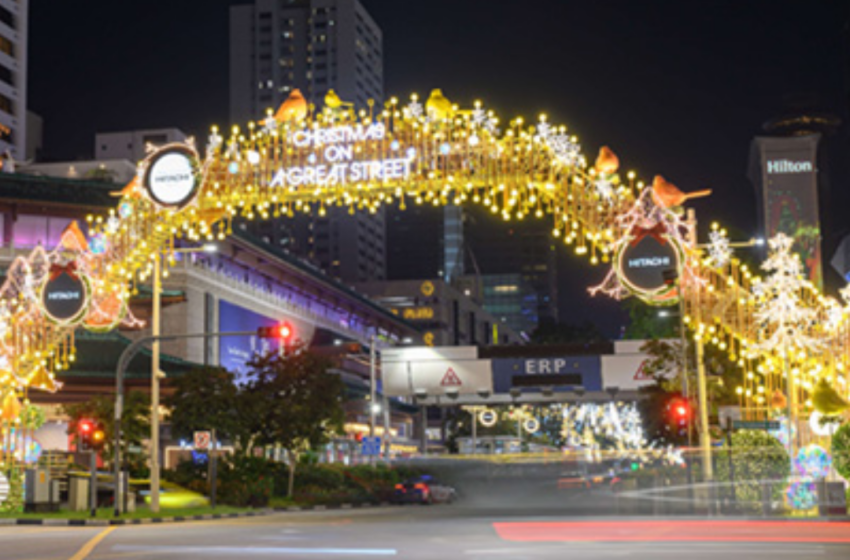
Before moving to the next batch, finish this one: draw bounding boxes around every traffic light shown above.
[78,419,106,452]
[257,321,294,342]
[78,419,94,451]
[92,424,106,451]
[667,397,692,433]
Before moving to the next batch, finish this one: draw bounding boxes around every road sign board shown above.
[440,367,462,387]
[361,436,382,456]
[732,420,780,431]
[194,431,212,450]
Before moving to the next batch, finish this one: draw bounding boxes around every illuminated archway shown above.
[0,88,847,422]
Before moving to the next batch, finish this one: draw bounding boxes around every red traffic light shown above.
[668,398,691,423]
[79,420,93,433]
[277,323,292,340]
[257,321,295,341]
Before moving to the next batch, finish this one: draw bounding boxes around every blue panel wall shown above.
[491,356,602,394]
[218,299,279,382]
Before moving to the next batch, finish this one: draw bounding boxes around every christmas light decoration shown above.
[0,86,847,458]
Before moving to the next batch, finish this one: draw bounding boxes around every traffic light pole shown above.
[89,451,97,517]
[113,329,254,517]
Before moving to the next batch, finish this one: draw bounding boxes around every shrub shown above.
[832,423,850,480]
[714,430,790,509]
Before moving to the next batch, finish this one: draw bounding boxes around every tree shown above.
[621,298,676,340]
[63,391,150,474]
[166,366,250,453]
[243,342,345,497]
[637,339,742,446]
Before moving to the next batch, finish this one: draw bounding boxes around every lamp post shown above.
[114,328,254,517]
[149,243,216,513]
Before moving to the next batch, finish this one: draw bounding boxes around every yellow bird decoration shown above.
[426,89,454,120]
[324,89,353,110]
[274,89,309,122]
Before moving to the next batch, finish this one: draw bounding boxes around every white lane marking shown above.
[112,544,397,556]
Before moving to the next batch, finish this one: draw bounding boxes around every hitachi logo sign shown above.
[628,257,670,268]
[767,159,813,174]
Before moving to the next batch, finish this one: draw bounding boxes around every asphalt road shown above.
[3,501,850,560]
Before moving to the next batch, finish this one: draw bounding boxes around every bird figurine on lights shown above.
[110,177,141,199]
[324,89,353,114]
[426,89,454,120]
[651,175,712,208]
[595,146,619,174]
[274,89,309,122]
[593,146,620,200]
[812,378,849,415]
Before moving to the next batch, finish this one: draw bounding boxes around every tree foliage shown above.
[622,299,676,340]
[243,342,345,496]
[165,366,249,450]
[63,391,150,474]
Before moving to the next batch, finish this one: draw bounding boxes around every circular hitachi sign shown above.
[143,146,200,208]
[616,233,682,306]
[41,266,91,325]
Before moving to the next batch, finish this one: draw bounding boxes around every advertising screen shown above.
[218,300,279,382]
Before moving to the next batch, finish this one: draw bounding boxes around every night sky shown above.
[28,1,850,336]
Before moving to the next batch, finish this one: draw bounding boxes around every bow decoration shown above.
[629,223,667,247]
[49,261,79,282]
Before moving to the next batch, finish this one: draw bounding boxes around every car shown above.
[393,476,456,505]
[557,470,590,490]
[130,480,210,509]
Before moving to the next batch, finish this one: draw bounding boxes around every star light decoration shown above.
[706,226,732,269]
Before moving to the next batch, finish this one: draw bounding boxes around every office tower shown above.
[0,0,27,160]
[748,95,841,289]
[230,0,386,283]
[230,0,383,124]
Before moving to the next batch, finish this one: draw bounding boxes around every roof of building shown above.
[58,329,201,380]
[0,172,118,208]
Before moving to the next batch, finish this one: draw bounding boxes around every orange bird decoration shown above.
[651,175,712,208]
[110,177,140,199]
[771,390,788,410]
[595,146,619,175]
[274,89,309,122]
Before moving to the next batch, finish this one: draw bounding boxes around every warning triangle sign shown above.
[440,367,463,387]
[634,360,653,381]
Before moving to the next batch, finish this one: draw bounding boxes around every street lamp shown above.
[149,243,217,513]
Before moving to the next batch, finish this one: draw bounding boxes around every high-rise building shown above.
[95,128,188,163]
[0,0,27,160]
[230,0,386,284]
[464,206,558,327]
[748,95,842,289]
[229,0,383,124]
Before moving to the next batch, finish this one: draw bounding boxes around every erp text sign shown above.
[361,436,382,456]
[491,356,601,394]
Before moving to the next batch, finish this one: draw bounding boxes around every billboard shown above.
[381,347,493,396]
[218,300,279,381]
[749,134,822,288]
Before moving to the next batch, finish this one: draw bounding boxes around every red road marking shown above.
[493,521,850,543]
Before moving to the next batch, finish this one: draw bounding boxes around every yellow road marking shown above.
[68,526,116,560]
